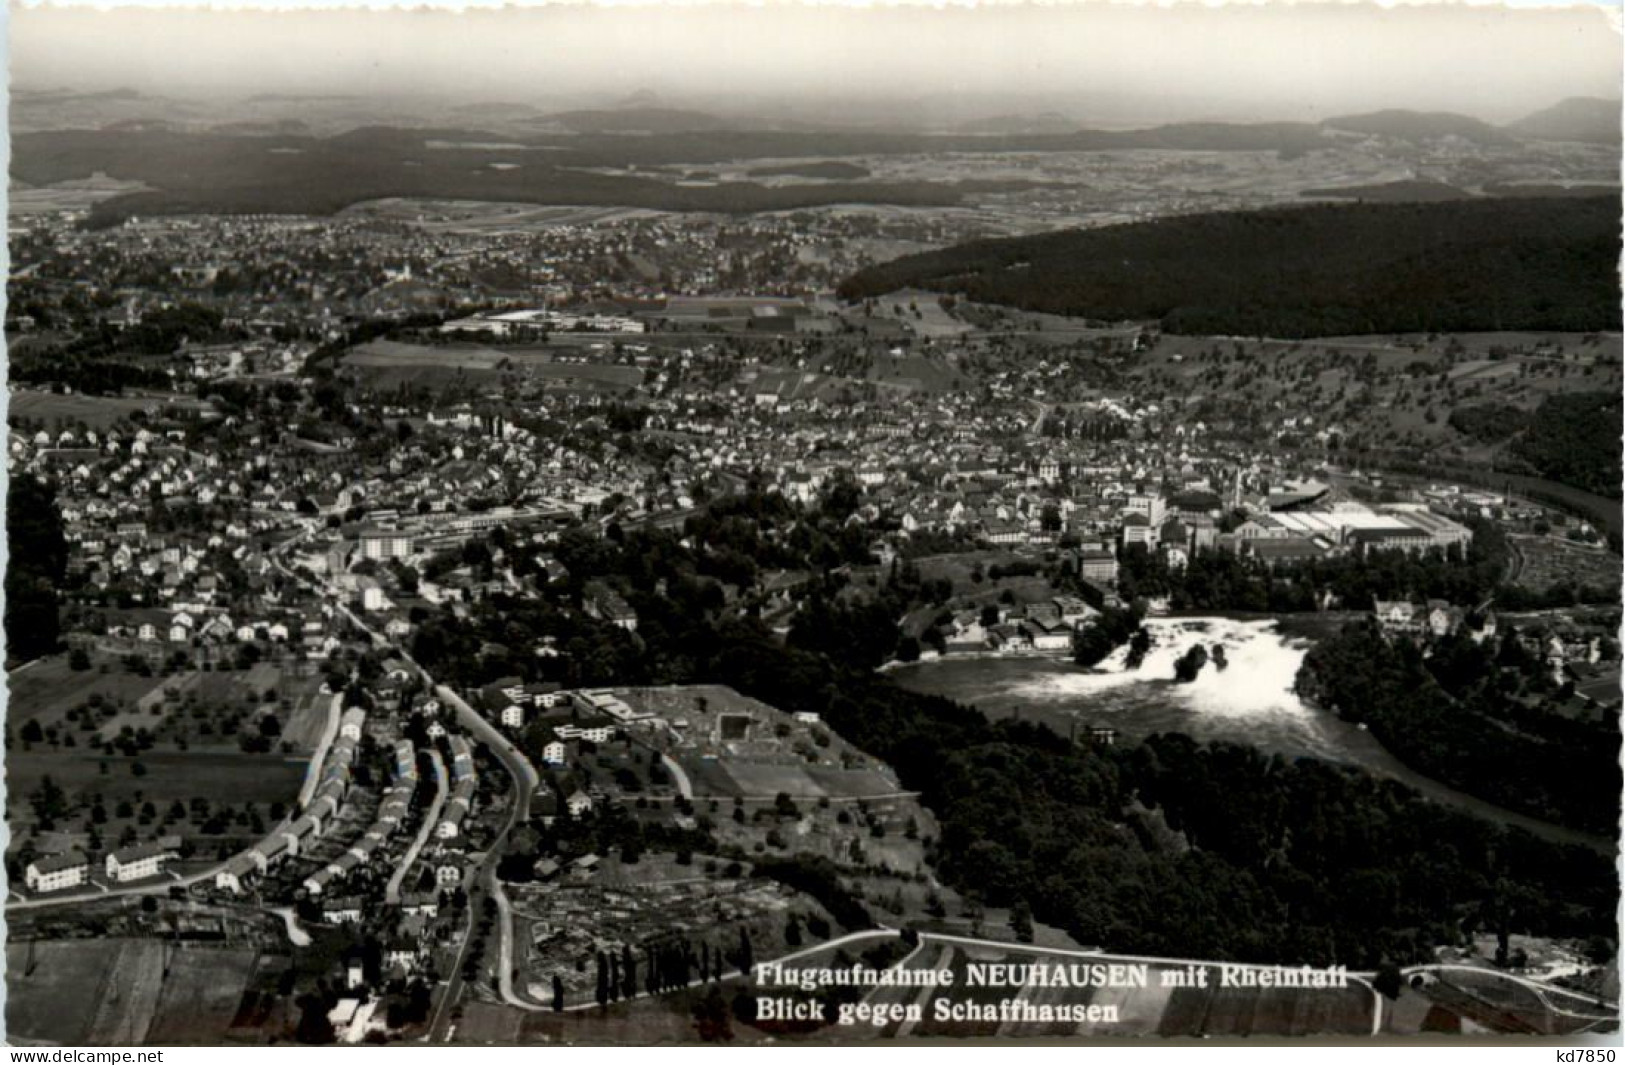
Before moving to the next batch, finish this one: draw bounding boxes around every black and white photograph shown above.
[2,0,1622,1048]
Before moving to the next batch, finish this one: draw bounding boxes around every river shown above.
[889,617,1611,853]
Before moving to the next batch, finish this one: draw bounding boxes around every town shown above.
[5,11,1622,1043]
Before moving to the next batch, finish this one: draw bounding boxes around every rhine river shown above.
[889,617,1610,853]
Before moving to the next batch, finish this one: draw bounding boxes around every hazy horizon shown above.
[11,3,1623,129]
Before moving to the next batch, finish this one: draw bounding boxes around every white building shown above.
[106,841,173,883]
[25,852,89,893]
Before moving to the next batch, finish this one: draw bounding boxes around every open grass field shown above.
[144,947,262,1044]
[519,358,644,389]
[6,939,117,1043]
[346,339,507,370]
[9,389,162,428]
[7,939,258,1045]
[684,759,898,800]
[8,751,306,827]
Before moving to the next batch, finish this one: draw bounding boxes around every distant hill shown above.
[952,112,1079,136]
[448,101,544,119]
[208,119,312,137]
[1506,97,1622,144]
[1321,109,1515,145]
[838,196,1621,338]
[534,107,734,134]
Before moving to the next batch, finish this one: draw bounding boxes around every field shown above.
[7,748,308,890]
[8,656,168,729]
[10,390,165,428]
[340,338,647,394]
[7,939,259,1045]
[684,760,899,801]
[8,653,318,878]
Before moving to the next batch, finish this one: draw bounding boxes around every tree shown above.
[552,974,565,1012]
[1009,899,1035,944]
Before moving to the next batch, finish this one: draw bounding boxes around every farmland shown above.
[9,389,166,428]
[339,338,645,394]
[7,653,323,881]
[6,938,261,1045]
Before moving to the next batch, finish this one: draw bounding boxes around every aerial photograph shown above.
[3,0,1621,1047]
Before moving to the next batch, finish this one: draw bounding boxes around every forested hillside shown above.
[838,197,1621,337]
[1511,392,1623,499]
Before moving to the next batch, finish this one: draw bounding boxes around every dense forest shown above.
[1296,620,1621,835]
[406,516,1618,968]
[6,475,69,665]
[1510,391,1623,500]
[838,197,1622,337]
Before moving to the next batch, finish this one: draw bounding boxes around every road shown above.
[266,521,546,1037]
[430,683,546,1019]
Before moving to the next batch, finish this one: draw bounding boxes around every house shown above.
[339,708,367,741]
[1078,551,1118,585]
[501,703,526,729]
[1374,600,1421,636]
[448,735,475,781]
[395,740,418,782]
[106,841,173,883]
[584,581,639,632]
[215,852,259,894]
[1426,600,1464,639]
[26,852,89,893]
[537,728,567,767]
[565,790,594,817]
[399,893,440,917]
[323,897,365,925]
[384,941,419,973]
[1026,620,1074,652]
[1053,596,1096,627]
[359,528,413,561]
[1121,513,1158,549]
[438,779,475,839]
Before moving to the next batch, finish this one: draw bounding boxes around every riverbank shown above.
[888,616,1613,855]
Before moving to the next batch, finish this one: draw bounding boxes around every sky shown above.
[9,2,1622,126]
